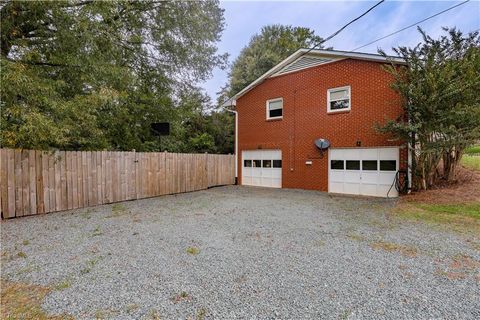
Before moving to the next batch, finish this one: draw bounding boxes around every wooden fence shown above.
[0,149,235,219]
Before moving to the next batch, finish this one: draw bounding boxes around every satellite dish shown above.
[314,138,330,158]
[314,138,330,150]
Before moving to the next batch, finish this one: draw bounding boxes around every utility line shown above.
[302,0,385,56]
[351,0,471,51]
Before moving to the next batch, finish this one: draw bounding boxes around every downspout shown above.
[222,107,238,181]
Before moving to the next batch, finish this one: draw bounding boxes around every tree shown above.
[177,87,234,154]
[380,28,480,190]
[220,24,323,101]
[0,0,227,151]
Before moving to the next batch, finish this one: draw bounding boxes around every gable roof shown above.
[222,49,405,107]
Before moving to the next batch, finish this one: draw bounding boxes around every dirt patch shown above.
[370,241,418,257]
[402,166,480,204]
[434,255,480,281]
[1,280,72,319]
[394,166,480,234]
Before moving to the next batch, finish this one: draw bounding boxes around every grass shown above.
[148,309,161,319]
[53,279,71,291]
[0,280,72,320]
[108,203,128,217]
[396,202,480,234]
[91,226,103,237]
[126,304,139,314]
[347,233,367,242]
[196,307,207,320]
[171,291,191,304]
[81,209,93,219]
[465,145,480,155]
[461,155,480,171]
[80,257,102,275]
[17,251,27,259]
[17,264,40,276]
[186,246,200,255]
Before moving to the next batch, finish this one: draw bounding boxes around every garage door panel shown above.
[360,184,378,196]
[330,182,344,194]
[243,177,253,185]
[344,171,361,183]
[378,185,397,197]
[242,150,282,188]
[343,149,361,159]
[251,167,262,174]
[378,172,396,185]
[330,171,344,182]
[361,172,378,184]
[344,183,360,195]
[330,149,343,159]
[360,149,378,160]
[379,148,398,160]
[329,147,399,198]
[243,167,252,177]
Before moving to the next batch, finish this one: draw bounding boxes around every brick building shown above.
[223,49,410,197]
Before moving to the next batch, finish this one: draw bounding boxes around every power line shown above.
[303,0,385,56]
[351,0,471,51]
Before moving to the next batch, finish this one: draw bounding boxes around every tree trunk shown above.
[443,148,462,182]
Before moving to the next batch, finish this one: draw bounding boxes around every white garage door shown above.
[329,147,399,197]
[242,150,282,188]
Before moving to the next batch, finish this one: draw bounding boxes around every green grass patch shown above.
[80,257,102,275]
[461,155,480,171]
[465,145,480,155]
[91,226,103,237]
[186,247,200,255]
[53,280,71,291]
[415,203,480,219]
[107,203,128,218]
[396,202,480,234]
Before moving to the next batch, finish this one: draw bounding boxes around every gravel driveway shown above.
[1,186,479,319]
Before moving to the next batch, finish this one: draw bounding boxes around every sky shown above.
[201,0,480,101]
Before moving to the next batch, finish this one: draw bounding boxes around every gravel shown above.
[1,186,479,319]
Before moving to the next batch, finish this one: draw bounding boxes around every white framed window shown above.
[327,86,351,113]
[266,98,283,120]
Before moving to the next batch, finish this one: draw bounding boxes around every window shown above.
[266,98,283,119]
[327,86,351,113]
[262,160,272,168]
[273,160,282,168]
[346,160,360,170]
[253,160,262,167]
[362,160,377,171]
[380,160,396,171]
[331,160,344,170]
[244,160,252,167]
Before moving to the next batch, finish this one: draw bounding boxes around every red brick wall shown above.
[236,58,408,191]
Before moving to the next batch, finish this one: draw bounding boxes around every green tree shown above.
[1,0,227,151]
[177,87,234,154]
[220,24,324,101]
[380,28,480,189]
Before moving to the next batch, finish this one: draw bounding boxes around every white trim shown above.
[221,107,238,178]
[266,97,283,120]
[327,86,351,113]
[223,49,406,106]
